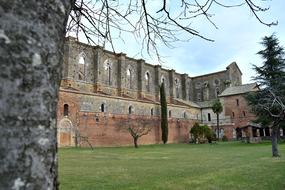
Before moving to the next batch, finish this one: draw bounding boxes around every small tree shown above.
[118,116,154,148]
[160,82,168,144]
[212,99,223,140]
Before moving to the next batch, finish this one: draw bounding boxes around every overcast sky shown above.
[74,0,285,84]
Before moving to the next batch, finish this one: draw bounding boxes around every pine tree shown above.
[246,34,285,157]
[160,82,168,144]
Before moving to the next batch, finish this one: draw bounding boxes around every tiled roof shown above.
[219,83,258,97]
[196,100,215,108]
[173,99,201,108]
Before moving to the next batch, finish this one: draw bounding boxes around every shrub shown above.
[190,123,212,144]
[222,135,228,141]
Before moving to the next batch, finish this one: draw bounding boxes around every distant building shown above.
[57,37,264,147]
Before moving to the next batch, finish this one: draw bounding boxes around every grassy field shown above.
[59,142,285,190]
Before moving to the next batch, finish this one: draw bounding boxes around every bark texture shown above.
[0,1,71,189]
[271,124,280,157]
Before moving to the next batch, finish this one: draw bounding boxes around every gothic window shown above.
[78,53,87,81]
[127,68,132,89]
[160,75,165,85]
[203,81,209,88]
[104,59,112,85]
[63,104,69,116]
[145,72,150,92]
[215,87,220,98]
[175,78,179,98]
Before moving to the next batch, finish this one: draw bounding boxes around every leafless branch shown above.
[66,0,277,61]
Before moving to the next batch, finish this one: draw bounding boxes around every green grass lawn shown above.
[59,142,285,190]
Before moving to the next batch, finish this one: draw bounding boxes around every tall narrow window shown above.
[64,104,69,116]
[243,111,246,117]
[127,68,132,89]
[215,87,220,98]
[151,108,154,116]
[232,112,235,118]
[145,72,150,92]
[236,99,239,106]
[128,106,133,114]
[161,76,165,84]
[175,78,179,98]
[78,54,86,81]
[183,112,186,119]
[169,110,172,118]
[101,103,105,112]
[104,60,112,85]
[208,113,211,121]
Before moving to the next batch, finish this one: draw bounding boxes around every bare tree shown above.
[68,0,277,60]
[0,0,277,189]
[118,115,157,148]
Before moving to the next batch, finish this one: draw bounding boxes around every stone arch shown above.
[57,118,75,147]
[160,75,166,84]
[145,71,150,92]
[126,65,133,89]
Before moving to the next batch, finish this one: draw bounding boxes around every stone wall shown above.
[62,37,243,103]
[57,90,199,147]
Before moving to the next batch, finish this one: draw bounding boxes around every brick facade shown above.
[57,37,255,147]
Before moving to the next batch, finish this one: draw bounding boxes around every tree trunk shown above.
[134,137,139,148]
[0,1,72,189]
[217,113,220,140]
[271,125,280,157]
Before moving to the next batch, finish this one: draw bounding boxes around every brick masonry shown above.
[56,37,255,147]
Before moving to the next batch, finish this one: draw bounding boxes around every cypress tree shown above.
[160,82,168,144]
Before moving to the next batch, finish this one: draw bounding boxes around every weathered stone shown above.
[0,1,72,189]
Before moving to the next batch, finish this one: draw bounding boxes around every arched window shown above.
[169,110,172,118]
[63,104,69,116]
[145,72,150,92]
[160,75,165,85]
[78,53,86,81]
[104,59,112,85]
[127,68,132,89]
[101,103,105,112]
[128,106,133,114]
[215,87,220,98]
[175,78,179,98]
[151,108,154,116]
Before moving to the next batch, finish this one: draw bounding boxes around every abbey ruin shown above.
[57,37,264,147]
